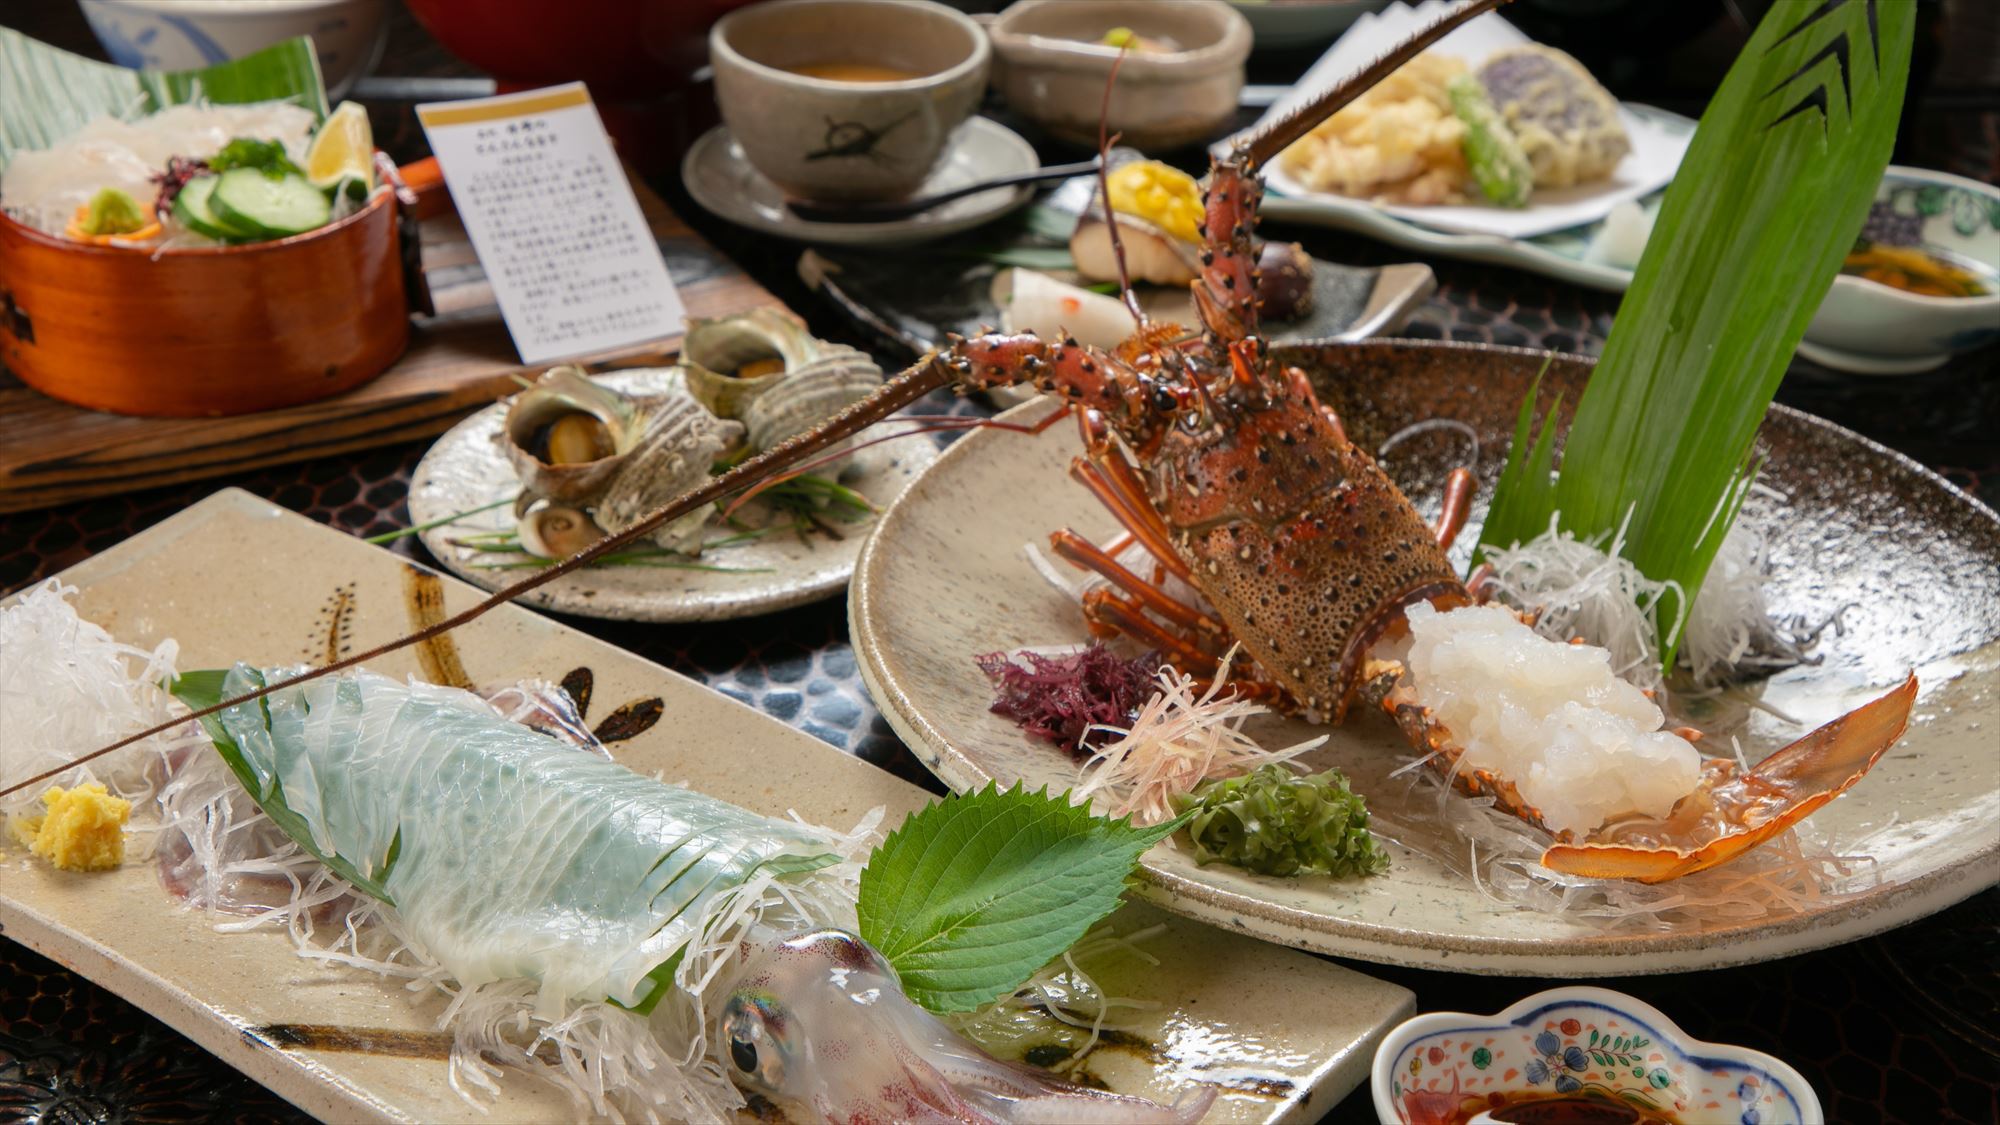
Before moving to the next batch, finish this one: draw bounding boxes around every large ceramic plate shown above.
[408,368,938,622]
[0,488,1416,1123]
[851,339,2000,976]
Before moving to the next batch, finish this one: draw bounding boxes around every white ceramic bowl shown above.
[1802,165,2000,375]
[78,0,387,101]
[1373,986,1821,1125]
[988,0,1253,151]
[709,0,990,202]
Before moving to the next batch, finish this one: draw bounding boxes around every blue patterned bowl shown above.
[1372,986,1820,1125]
[1801,165,2000,374]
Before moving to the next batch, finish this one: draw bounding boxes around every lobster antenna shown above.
[1235,0,1511,169]
[0,359,958,801]
[1094,47,1146,330]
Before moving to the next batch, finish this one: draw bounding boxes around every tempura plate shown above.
[0,489,1413,1124]
[850,339,2000,977]
[408,368,939,623]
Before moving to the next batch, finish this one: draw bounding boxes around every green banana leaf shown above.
[1476,0,1915,664]
[0,27,326,171]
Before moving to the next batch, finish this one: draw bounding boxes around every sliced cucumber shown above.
[210,168,332,239]
[173,175,255,241]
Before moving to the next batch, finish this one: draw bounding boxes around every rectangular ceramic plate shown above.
[0,489,1414,1124]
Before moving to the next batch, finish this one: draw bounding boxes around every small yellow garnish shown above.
[10,783,130,871]
[1101,27,1137,48]
[1104,161,1204,244]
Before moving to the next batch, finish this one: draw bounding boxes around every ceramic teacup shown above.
[710,0,991,202]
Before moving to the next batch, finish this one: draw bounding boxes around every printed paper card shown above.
[418,83,684,364]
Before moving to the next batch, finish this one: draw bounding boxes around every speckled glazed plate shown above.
[407,368,938,623]
[0,488,1416,1123]
[682,119,1037,247]
[850,339,2000,977]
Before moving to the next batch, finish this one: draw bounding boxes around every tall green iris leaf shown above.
[1476,0,1914,661]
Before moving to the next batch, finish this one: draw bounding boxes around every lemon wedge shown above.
[305,101,374,194]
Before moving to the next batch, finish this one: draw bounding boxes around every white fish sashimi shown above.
[210,665,837,1012]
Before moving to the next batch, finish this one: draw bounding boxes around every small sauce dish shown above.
[1372,986,1820,1125]
[1803,165,2000,374]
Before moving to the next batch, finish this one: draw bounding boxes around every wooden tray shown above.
[0,179,780,514]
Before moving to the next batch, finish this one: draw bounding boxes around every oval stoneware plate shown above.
[408,368,938,623]
[850,339,2000,976]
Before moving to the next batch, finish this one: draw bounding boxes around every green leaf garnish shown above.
[857,782,1185,1014]
[169,667,397,904]
[1175,763,1389,879]
[1475,1,1915,663]
[207,137,305,179]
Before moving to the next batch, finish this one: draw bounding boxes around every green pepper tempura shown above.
[1176,764,1390,879]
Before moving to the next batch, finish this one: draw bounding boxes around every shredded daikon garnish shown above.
[1073,652,1326,825]
[0,579,199,845]
[1478,511,1685,695]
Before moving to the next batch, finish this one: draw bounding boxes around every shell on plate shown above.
[741,356,884,475]
[515,503,606,559]
[501,365,691,504]
[681,309,831,418]
[594,392,745,553]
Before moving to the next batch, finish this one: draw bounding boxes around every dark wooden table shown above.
[4,4,1997,1123]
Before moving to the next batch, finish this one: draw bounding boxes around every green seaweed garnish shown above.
[1175,764,1389,879]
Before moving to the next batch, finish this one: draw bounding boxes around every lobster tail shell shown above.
[1539,674,1918,883]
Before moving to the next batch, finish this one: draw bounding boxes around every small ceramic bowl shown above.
[709,0,990,202]
[1801,165,2000,375]
[988,0,1252,151]
[1372,987,1820,1125]
[78,0,388,101]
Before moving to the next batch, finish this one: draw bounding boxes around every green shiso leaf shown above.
[1175,763,1390,879]
[856,781,1185,1014]
[0,28,325,172]
[169,668,397,905]
[207,137,306,178]
[1475,1,1914,663]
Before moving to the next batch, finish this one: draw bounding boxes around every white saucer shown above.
[681,117,1038,246]
[1795,339,1955,377]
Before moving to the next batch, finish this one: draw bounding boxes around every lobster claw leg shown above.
[1540,675,1919,883]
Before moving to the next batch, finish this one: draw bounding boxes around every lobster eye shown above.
[730,1033,759,1075]
[1152,386,1177,413]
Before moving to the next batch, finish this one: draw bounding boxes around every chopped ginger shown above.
[10,783,130,871]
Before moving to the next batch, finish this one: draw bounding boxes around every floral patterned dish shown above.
[1265,158,2000,376]
[1373,986,1820,1125]
[1800,165,2000,375]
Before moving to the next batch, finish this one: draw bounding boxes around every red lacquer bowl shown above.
[0,159,433,418]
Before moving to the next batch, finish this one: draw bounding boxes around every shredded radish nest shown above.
[1366,748,1889,929]
[1480,506,1825,697]
[1073,652,1326,826]
[0,579,204,850]
[154,680,882,1124]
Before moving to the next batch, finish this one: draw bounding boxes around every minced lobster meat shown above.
[975,644,1161,757]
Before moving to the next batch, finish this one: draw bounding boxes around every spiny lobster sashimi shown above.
[28,0,1914,889]
[942,36,1914,883]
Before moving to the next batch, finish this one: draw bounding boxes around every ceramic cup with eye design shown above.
[710,0,991,202]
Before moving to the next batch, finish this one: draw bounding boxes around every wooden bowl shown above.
[0,177,414,418]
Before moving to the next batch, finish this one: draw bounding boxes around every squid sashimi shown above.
[189,665,1204,1124]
